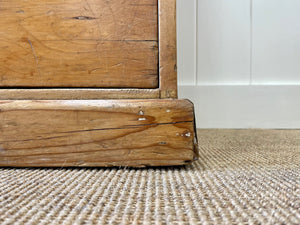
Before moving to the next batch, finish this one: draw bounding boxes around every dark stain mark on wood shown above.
[159,142,167,145]
[72,16,97,20]
[16,10,24,14]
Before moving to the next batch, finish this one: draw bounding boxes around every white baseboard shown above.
[179,85,300,129]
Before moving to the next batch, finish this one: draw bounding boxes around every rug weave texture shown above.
[0,129,299,224]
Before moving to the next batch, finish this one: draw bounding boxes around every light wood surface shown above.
[159,0,178,98]
[0,99,198,167]
[0,88,160,100]
[0,0,158,88]
[0,0,180,100]
[0,0,197,167]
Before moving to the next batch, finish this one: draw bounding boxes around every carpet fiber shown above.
[1,129,299,224]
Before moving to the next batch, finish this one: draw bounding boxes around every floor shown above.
[0,129,299,224]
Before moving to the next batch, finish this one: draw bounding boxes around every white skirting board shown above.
[179,85,300,129]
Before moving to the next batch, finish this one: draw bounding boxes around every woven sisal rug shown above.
[1,129,299,224]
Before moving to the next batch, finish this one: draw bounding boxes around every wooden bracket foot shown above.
[0,99,198,167]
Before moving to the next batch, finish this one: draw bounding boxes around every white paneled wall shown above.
[197,0,251,84]
[177,0,300,128]
[252,0,300,84]
[177,0,197,85]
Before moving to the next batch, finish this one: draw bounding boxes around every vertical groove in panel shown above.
[250,0,253,85]
[195,0,199,86]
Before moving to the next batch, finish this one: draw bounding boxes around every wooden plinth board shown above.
[0,99,198,167]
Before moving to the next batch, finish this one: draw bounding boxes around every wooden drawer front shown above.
[0,0,158,88]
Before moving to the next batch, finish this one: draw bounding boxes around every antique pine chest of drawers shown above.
[0,0,198,167]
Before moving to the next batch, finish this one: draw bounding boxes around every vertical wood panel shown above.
[159,0,177,98]
[252,0,300,84]
[197,0,251,85]
[177,0,197,85]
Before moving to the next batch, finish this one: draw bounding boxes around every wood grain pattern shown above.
[0,0,158,88]
[0,99,198,167]
[0,88,160,100]
[159,0,178,98]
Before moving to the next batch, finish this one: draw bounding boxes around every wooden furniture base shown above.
[0,0,198,167]
[0,99,198,167]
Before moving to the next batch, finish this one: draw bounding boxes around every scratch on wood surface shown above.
[28,39,41,77]
[88,67,103,74]
[59,159,67,169]
[111,63,123,68]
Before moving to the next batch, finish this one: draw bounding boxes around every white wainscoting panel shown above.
[197,0,251,85]
[177,0,197,85]
[252,0,300,84]
[177,1,300,128]
[179,85,300,129]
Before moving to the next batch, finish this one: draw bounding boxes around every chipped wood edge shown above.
[158,0,178,99]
